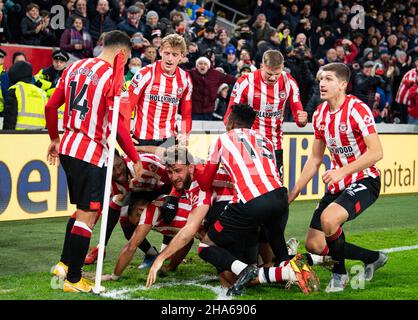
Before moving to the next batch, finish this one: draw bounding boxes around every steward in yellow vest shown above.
[0,48,7,117]
[3,61,47,130]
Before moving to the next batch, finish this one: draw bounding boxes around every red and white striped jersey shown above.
[129,60,193,140]
[212,167,234,203]
[56,58,115,167]
[185,179,213,210]
[139,195,191,236]
[313,95,380,194]
[124,153,169,192]
[109,153,168,211]
[227,69,303,150]
[208,128,283,203]
[395,68,417,105]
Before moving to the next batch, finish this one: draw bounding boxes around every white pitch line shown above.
[102,244,418,300]
[381,244,418,254]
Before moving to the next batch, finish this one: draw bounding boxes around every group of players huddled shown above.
[47,30,388,295]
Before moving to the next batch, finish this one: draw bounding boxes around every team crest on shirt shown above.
[339,123,347,132]
[279,92,286,99]
[363,115,373,125]
[177,88,183,96]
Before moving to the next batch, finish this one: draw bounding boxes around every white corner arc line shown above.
[381,244,418,254]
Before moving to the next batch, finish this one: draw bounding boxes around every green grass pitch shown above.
[0,193,417,300]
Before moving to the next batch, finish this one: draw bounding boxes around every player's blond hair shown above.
[262,50,284,69]
[160,34,187,54]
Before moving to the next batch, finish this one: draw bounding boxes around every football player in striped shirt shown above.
[46,30,143,293]
[129,34,193,148]
[289,62,388,293]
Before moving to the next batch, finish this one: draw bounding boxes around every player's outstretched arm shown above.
[322,133,383,185]
[103,223,153,280]
[289,138,326,203]
[146,205,210,287]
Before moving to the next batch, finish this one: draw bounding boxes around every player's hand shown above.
[322,169,346,185]
[132,160,144,180]
[288,188,300,204]
[297,110,308,126]
[102,274,120,281]
[47,138,60,166]
[146,256,164,288]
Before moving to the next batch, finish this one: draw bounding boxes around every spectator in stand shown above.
[124,57,142,84]
[188,56,236,120]
[359,48,375,68]
[20,3,45,45]
[335,38,358,66]
[212,83,230,121]
[150,28,163,50]
[88,0,120,44]
[229,24,255,59]
[197,25,220,55]
[146,0,176,20]
[277,22,293,53]
[285,45,315,107]
[92,32,105,57]
[143,10,160,40]
[173,20,194,46]
[141,45,157,66]
[255,28,281,65]
[0,6,12,43]
[352,61,385,110]
[180,42,199,70]
[130,32,150,59]
[332,12,350,38]
[185,0,213,21]
[215,29,230,56]
[250,13,273,45]
[222,45,239,76]
[66,0,89,31]
[60,16,93,59]
[117,5,145,36]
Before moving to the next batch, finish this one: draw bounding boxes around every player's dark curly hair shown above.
[228,103,256,128]
[163,145,195,166]
[103,30,132,49]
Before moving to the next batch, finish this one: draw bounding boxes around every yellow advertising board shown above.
[0,133,417,221]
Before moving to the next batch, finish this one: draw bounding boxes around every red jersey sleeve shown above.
[287,73,304,126]
[179,72,193,135]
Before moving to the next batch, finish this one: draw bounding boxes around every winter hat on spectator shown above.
[52,50,70,62]
[363,48,374,58]
[8,61,33,85]
[196,56,211,67]
[240,64,252,73]
[225,45,236,55]
[363,61,375,68]
[151,29,162,39]
[217,83,229,94]
[146,10,159,21]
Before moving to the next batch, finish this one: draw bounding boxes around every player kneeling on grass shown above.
[84,150,171,268]
[102,192,195,281]
[146,105,320,295]
[288,63,388,293]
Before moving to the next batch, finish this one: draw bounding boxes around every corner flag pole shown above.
[93,51,125,294]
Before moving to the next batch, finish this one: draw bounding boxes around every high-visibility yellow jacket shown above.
[9,81,47,130]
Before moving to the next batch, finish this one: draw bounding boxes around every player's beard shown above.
[178,172,192,192]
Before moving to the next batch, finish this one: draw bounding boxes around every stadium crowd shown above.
[0,0,417,127]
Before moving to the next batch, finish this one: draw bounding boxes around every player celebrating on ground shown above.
[289,62,388,293]
[129,34,193,147]
[46,30,143,293]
